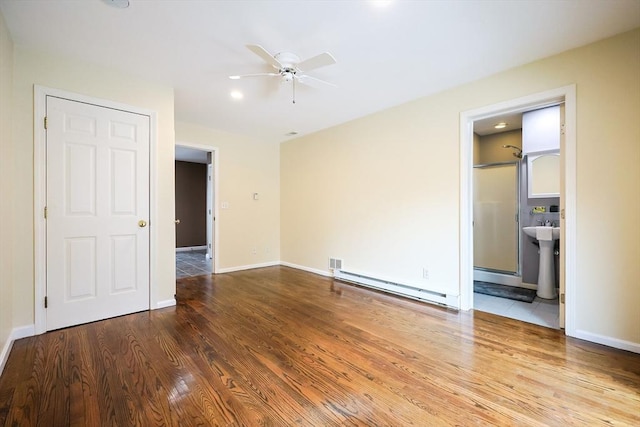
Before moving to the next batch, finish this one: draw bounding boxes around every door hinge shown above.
[561,208,565,219]
[44,296,48,308]
[44,206,48,219]
[560,293,565,304]
[44,116,48,129]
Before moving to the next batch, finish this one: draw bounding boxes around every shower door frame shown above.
[473,161,521,277]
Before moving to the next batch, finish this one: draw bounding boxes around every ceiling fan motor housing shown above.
[273,52,300,68]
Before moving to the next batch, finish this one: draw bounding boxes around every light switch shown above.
[253,193,259,200]
[221,201,229,209]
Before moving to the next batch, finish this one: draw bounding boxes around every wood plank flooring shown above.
[1,266,639,426]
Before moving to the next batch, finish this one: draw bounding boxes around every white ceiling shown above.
[2,0,639,143]
[474,112,523,136]
[175,146,209,164]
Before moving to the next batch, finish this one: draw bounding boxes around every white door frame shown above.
[459,85,577,337]
[175,141,220,274]
[34,85,159,334]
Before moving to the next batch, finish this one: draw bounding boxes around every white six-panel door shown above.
[46,96,150,330]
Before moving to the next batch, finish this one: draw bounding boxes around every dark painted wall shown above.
[175,161,207,248]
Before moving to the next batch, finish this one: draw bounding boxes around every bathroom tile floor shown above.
[474,291,560,329]
[176,249,213,279]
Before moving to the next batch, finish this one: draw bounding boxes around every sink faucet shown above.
[544,219,552,227]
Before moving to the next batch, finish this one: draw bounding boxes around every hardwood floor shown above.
[1,266,638,426]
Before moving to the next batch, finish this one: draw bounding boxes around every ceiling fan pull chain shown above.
[292,76,296,104]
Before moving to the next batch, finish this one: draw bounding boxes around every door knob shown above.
[174,219,181,224]
[138,220,147,228]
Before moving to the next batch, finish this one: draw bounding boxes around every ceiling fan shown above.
[229,44,337,103]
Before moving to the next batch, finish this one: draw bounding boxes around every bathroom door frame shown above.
[175,142,219,274]
[459,85,576,336]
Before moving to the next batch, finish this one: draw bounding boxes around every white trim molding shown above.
[34,86,160,334]
[175,141,220,274]
[217,261,281,274]
[279,261,333,278]
[574,330,640,354]
[0,325,35,376]
[459,85,577,337]
[156,299,177,309]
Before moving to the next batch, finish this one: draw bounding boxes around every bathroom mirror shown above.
[527,150,560,198]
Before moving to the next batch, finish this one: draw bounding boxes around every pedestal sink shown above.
[523,226,560,299]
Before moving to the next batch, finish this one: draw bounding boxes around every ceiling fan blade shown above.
[229,73,280,80]
[296,74,337,88]
[246,44,282,69]
[296,52,336,72]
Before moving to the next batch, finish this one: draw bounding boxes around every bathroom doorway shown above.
[459,85,577,334]
[175,143,219,277]
[472,121,559,328]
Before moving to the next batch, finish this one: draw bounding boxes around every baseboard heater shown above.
[333,269,458,308]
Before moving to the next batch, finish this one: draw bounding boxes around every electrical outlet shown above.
[251,247,257,255]
[422,268,429,280]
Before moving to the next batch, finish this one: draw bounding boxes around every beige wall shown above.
[0,11,14,356]
[477,130,522,164]
[281,29,640,345]
[176,121,280,270]
[11,48,176,328]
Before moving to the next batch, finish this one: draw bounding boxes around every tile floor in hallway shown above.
[176,249,213,278]
[474,292,560,329]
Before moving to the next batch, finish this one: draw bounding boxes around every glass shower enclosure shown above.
[473,162,520,275]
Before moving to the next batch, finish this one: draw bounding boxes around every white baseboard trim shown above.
[279,262,333,277]
[0,336,13,376]
[176,246,207,253]
[155,299,176,309]
[217,261,280,274]
[0,324,36,376]
[573,329,640,354]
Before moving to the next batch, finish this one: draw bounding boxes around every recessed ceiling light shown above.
[101,0,130,9]
[285,131,298,137]
[229,75,241,80]
[494,122,508,129]
[230,91,243,100]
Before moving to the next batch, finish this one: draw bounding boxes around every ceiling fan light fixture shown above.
[232,44,337,104]
[281,71,294,83]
